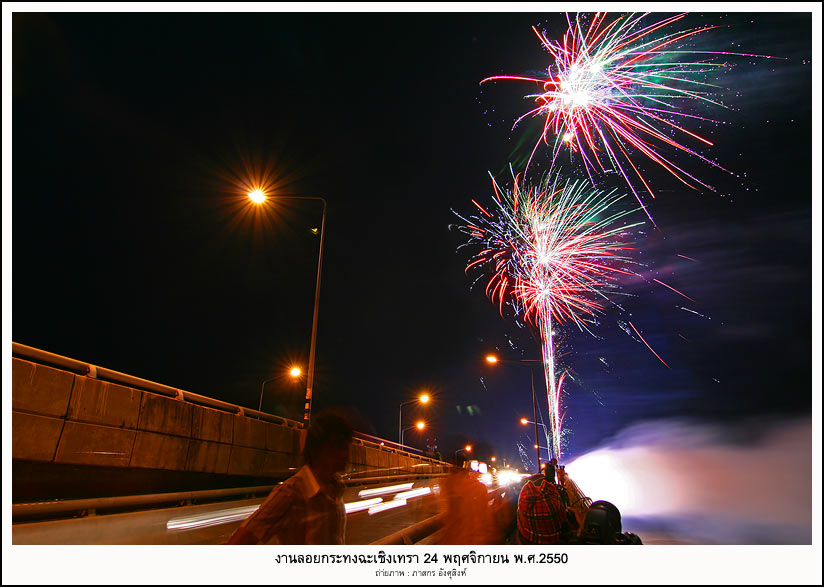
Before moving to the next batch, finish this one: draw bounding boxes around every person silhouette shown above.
[227,410,353,544]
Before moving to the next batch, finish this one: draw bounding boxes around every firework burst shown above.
[455,171,643,459]
[483,12,762,219]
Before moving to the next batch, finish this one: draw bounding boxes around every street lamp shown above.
[401,420,425,448]
[455,444,471,464]
[259,365,303,412]
[248,189,266,204]
[486,354,545,472]
[398,392,430,445]
[520,417,548,431]
[248,190,327,427]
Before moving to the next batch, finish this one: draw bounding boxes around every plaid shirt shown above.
[517,479,566,544]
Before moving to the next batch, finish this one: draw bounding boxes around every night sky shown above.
[10,10,815,468]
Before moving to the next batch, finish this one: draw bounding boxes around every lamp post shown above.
[401,421,425,448]
[398,393,430,445]
[520,418,548,433]
[455,444,471,464]
[486,354,544,472]
[258,366,302,413]
[248,191,326,427]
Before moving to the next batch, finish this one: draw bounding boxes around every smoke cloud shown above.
[565,417,812,544]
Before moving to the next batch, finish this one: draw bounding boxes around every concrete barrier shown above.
[55,421,136,468]
[12,348,449,499]
[185,439,232,474]
[138,393,193,437]
[191,405,234,444]
[67,379,141,429]
[232,416,269,450]
[130,430,189,470]
[12,412,64,462]
[12,359,74,418]
[227,446,269,476]
[11,356,300,480]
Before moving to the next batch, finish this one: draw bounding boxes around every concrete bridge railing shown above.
[12,343,449,498]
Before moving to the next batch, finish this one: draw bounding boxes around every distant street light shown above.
[520,417,548,431]
[258,365,303,413]
[248,190,327,427]
[398,393,430,445]
[486,354,545,472]
[401,420,426,448]
[455,444,472,464]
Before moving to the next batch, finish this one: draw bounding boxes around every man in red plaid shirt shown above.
[516,474,568,544]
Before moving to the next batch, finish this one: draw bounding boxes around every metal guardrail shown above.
[12,472,449,522]
[371,513,446,545]
[561,477,593,525]
[12,342,303,428]
[12,485,276,520]
[343,472,448,486]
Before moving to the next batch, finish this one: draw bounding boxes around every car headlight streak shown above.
[165,482,437,532]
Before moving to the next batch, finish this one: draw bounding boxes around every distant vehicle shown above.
[463,460,528,487]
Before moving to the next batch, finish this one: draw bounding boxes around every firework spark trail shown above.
[517,442,536,472]
[455,171,643,460]
[628,319,671,369]
[653,277,697,303]
[678,306,711,319]
[482,12,771,216]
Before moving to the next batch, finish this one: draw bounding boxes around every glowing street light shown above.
[248,189,266,204]
[455,444,472,463]
[247,189,327,426]
[486,353,544,472]
[520,417,548,431]
[401,420,426,447]
[259,365,303,413]
[399,392,431,446]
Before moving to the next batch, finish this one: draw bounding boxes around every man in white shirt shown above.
[227,410,352,544]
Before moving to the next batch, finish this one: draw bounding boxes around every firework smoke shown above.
[566,417,812,544]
